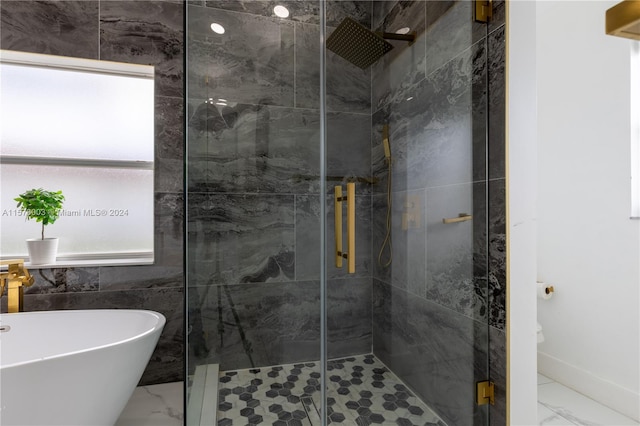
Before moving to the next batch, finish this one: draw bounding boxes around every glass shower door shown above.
[323,1,497,425]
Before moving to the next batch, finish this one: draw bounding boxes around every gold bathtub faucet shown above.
[0,259,34,313]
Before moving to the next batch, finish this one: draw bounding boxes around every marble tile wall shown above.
[369,1,506,424]
[186,1,375,372]
[0,0,184,385]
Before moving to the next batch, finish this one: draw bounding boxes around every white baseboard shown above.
[538,351,639,421]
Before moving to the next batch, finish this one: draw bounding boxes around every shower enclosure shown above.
[185,1,506,425]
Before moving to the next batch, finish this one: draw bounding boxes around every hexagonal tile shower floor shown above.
[216,354,447,426]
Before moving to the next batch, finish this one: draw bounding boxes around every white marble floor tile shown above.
[538,374,555,385]
[538,382,639,426]
[116,382,184,426]
[538,403,576,425]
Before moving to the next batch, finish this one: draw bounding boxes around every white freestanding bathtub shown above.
[0,309,166,426]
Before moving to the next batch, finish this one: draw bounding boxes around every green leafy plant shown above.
[14,188,65,240]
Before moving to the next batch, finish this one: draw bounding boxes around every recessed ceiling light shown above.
[395,27,411,35]
[210,23,225,34]
[274,5,290,18]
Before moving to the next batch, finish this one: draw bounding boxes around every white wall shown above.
[536,1,640,421]
[507,1,539,424]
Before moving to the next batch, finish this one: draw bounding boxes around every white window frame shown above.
[0,50,155,267]
[632,41,640,219]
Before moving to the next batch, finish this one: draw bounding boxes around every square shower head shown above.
[326,17,394,69]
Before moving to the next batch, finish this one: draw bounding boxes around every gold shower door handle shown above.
[334,186,343,268]
[442,213,473,224]
[334,183,356,274]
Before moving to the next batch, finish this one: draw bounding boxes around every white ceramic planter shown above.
[26,238,59,265]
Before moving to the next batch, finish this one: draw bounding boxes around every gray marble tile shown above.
[295,191,372,282]
[425,1,486,78]
[186,102,321,194]
[187,6,294,107]
[327,277,372,359]
[0,0,99,59]
[371,40,486,193]
[326,112,372,179]
[23,267,99,295]
[99,265,183,291]
[372,0,399,32]
[19,287,184,385]
[372,279,489,426]
[100,1,183,98]
[203,0,371,28]
[488,178,506,330]
[188,193,295,286]
[371,1,427,111]
[189,281,321,371]
[295,22,371,113]
[488,0,506,35]
[425,182,488,321]
[155,192,185,267]
[488,25,506,180]
[155,96,184,194]
[490,326,507,426]
[372,191,427,298]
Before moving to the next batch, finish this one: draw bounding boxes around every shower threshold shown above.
[215,354,446,426]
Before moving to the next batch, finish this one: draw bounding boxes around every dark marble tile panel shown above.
[22,267,99,295]
[188,193,295,286]
[186,101,320,193]
[488,178,505,330]
[372,0,399,32]
[187,6,294,107]
[326,112,372,179]
[372,191,427,298]
[425,182,488,322]
[327,277,372,359]
[488,25,506,180]
[98,265,183,291]
[425,1,486,78]
[189,281,321,371]
[203,0,370,28]
[156,192,185,267]
[371,1,427,110]
[0,0,99,59]
[155,96,184,161]
[295,191,372,282]
[100,1,183,98]
[372,42,486,192]
[18,287,184,385]
[295,22,371,114]
[488,0,506,35]
[372,279,489,426]
[490,326,507,426]
[155,96,184,193]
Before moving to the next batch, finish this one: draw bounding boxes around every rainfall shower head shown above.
[326,17,416,70]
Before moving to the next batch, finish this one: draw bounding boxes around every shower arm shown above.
[375,32,416,45]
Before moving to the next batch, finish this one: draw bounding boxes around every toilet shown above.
[537,322,544,343]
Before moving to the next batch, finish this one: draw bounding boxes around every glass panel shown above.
[185,1,504,424]
[185,2,324,424]
[0,165,153,255]
[324,1,494,425]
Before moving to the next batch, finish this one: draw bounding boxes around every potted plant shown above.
[14,188,65,265]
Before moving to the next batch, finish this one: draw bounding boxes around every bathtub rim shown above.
[0,308,166,370]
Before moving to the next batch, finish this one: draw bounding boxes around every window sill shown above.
[1,253,154,270]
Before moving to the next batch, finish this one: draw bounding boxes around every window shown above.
[632,41,640,219]
[0,50,155,266]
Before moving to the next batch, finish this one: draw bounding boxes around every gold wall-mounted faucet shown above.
[0,259,34,313]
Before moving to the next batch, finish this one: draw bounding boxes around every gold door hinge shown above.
[475,0,493,23]
[476,380,495,406]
